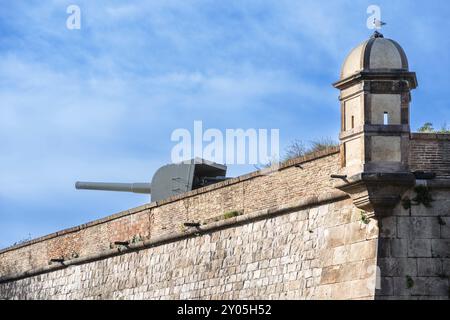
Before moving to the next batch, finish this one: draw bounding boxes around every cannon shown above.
[75,158,228,202]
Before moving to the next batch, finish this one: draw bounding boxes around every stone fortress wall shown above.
[0,138,449,300]
[377,186,450,299]
[0,148,381,300]
[0,148,341,279]
[377,135,450,299]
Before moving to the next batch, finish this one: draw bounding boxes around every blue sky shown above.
[1,0,449,248]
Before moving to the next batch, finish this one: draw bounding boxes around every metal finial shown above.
[371,30,384,39]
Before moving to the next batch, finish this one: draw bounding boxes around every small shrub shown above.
[406,275,414,289]
[417,122,450,134]
[284,139,306,161]
[412,186,433,208]
[12,234,32,247]
[401,197,412,210]
[223,211,241,219]
[418,122,435,133]
[131,234,143,244]
[308,138,339,155]
[283,138,339,162]
[402,186,434,213]
[360,212,370,225]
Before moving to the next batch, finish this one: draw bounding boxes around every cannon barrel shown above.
[75,182,151,194]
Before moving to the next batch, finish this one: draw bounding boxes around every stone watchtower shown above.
[333,32,418,216]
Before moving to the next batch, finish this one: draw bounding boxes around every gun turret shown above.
[75,158,228,203]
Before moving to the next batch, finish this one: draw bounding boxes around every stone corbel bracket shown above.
[334,172,415,217]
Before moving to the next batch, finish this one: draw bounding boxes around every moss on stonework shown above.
[360,211,370,225]
[438,216,446,226]
[406,275,415,289]
[412,185,434,208]
[401,197,412,210]
[131,234,143,244]
[223,211,241,220]
[401,186,434,213]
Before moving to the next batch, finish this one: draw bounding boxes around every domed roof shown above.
[340,31,409,80]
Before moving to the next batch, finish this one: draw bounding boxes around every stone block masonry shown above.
[0,148,341,279]
[0,196,379,300]
[377,187,450,299]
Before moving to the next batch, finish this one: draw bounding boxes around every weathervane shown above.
[371,18,386,38]
[373,18,387,29]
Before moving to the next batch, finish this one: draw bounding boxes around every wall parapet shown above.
[411,133,450,140]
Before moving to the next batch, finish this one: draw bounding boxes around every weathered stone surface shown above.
[441,217,450,238]
[410,277,449,296]
[398,217,440,239]
[377,185,450,300]
[378,258,417,277]
[390,239,409,258]
[380,217,396,238]
[392,276,415,297]
[431,240,450,258]
[407,240,432,258]
[376,277,394,296]
[443,259,450,277]
[325,225,346,248]
[417,258,442,277]
[0,198,379,300]
[377,238,390,258]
